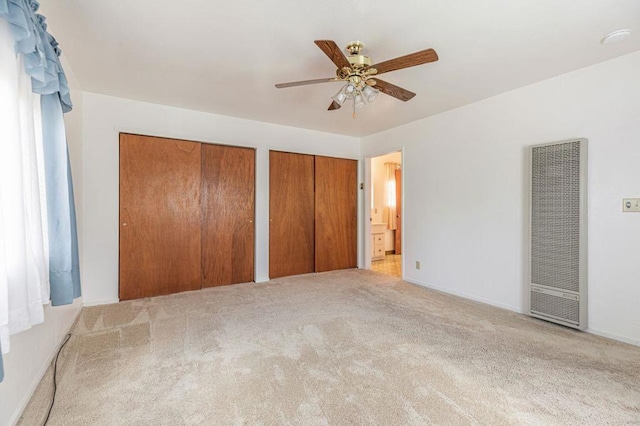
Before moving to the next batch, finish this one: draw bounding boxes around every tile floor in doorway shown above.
[371,254,401,277]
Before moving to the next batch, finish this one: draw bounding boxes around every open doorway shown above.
[369,151,402,277]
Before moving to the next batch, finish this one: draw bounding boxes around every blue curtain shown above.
[0,0,79,381]
[0,0,80,306]
[41,94,81,305]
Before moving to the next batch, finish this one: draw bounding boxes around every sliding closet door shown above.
[269,151,315,278]
[315,156,358,272]
[201,144,255,287]
[119,134,202,300]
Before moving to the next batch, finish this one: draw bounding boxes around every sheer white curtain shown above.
[384,162,399,230]
[0,19,50,354]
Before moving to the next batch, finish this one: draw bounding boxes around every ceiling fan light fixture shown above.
[362,85,379,102]
[277,40,439,116]
[332,85,349,105]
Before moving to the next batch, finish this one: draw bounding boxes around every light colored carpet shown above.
[19,270,640,425]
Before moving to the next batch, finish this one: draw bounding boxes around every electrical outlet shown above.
[415,261,421,270]
[623,198,640,212]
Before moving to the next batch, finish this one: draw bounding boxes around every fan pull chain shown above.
[352,100,356,119]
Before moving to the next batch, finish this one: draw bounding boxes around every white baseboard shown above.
[10,307,82,426]
[82,298,119,307]
[587,327,640,347]
[402,277,523,314]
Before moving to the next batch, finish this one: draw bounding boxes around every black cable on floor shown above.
[43,333,72,426]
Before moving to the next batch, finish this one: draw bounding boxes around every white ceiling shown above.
[42,0,640,137]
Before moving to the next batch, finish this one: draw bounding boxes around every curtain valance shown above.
[0,0,72,112]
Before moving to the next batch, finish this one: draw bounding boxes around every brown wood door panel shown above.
[201,144,255,287]
[119,134,202,300]
[315,156,358,272]
[269,151,315,278]
[395,168,402,255]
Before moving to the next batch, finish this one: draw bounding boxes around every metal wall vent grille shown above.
[531,291,580,325]
[531,142,580,292]
[529,139,587,330]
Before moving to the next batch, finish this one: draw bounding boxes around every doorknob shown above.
[122,223,127,226]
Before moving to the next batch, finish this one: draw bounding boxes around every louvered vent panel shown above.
[531,142,581,292]
[529,139,586,330]
[531,291,579,325]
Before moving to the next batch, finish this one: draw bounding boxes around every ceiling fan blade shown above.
[314,40,351,70]
[373,79,416,102]
[367,48,438,75]
[328,101,341,111]
[275,77,337,88]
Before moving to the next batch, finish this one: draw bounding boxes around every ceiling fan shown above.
[275,40,438,116]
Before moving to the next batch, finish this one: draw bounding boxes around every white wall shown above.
[362,51,640,346]
[81,92,361,305]
[0,56,84,426]
[371,152,402,251]
[0,300,82,425]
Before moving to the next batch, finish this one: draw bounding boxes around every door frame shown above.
[364,147,404,277]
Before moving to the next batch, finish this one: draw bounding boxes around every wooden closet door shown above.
[315,156,358,272]
[119,134,202,300]
[201,144,255,287]
[269,151,315,278]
